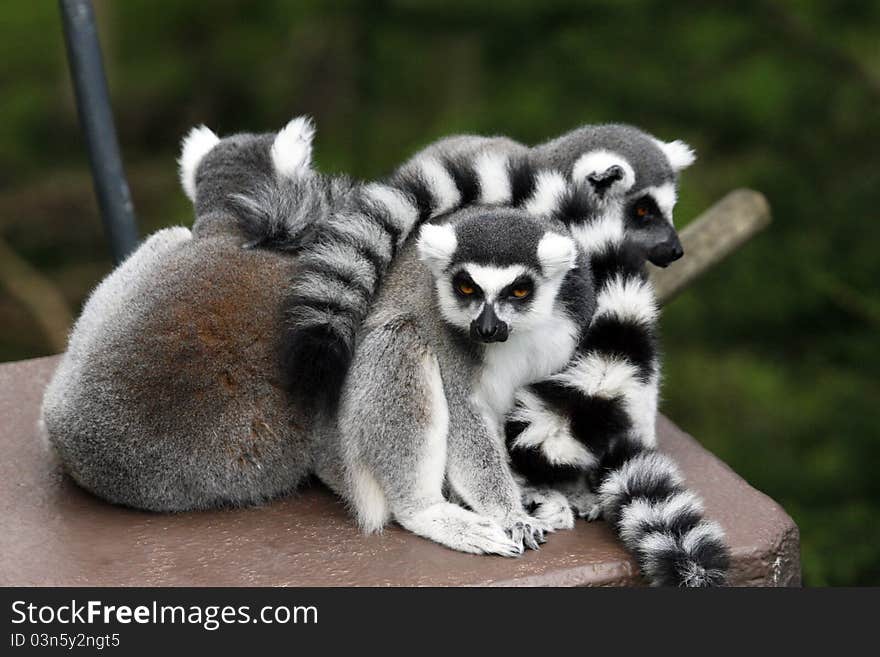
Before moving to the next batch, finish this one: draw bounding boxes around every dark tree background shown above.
[1,0,878,585]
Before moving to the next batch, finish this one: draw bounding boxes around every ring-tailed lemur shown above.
[179,116,357,245]
[312,206,592,555]
[500,183,730,586]
[41,117,356,512]
[407,132,729,585]
[409,123,692,267]
[299,154,729,581]
[181,120,719,576]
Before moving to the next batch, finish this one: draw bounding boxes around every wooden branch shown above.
[650,189,772,304]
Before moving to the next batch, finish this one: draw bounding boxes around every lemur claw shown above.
[506,518,547,552]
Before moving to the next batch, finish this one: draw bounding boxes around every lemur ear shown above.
[417,224,458,276]
[537,232,577,277]
[178,125,220,202]
[658,139,696,171]
[271,115,315,179]
[571,150,635,193]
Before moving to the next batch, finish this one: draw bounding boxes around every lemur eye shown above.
[512,288,530,299]
[636,204,651,218]
[457,282,475,295]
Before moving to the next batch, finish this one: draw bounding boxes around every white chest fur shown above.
[472,314,578,422]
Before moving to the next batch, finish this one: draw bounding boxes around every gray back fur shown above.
[41,229,314,511]
[192,131,356,246]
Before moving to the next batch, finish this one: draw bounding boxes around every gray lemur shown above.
[313,207,591,555]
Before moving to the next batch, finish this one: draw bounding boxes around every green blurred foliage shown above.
[1,0,878,585]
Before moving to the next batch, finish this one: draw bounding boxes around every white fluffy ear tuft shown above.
[272,115,315,179]
[179,125,219,201]
[537,232,577,277]
[417,224,458,275]
[660,139,696,171]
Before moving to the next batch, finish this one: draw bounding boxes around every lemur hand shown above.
[502,514,550,553]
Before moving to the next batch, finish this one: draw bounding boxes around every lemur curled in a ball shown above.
[41,117,353,512]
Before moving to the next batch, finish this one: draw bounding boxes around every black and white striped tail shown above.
[283,152,595,407]
[280,180,422,405]
[597,436,730,586]
[506,228,730,585]
[506,212,659,483]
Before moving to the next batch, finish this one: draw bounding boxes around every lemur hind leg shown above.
[337,320,521,557]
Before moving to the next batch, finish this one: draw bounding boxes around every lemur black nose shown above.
[648,238,684,268]
[477,324,498,339]
[471,306,509,343]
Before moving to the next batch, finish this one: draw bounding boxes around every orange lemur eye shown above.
[512,288,530,299]
[458,282,475,295]
[636,205,650,218]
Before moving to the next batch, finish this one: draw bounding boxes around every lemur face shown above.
[625,190,684,267]
[417,210,576,344]
[568,131,695,267]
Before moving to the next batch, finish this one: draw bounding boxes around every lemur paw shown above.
[522,488,575,531]
[569,490,603,522]
[502,515,549,552]
[458,519,524,557]
[397,503,523,557]
[579,504,603,522]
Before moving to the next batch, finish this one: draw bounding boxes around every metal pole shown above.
[59,0,139,264]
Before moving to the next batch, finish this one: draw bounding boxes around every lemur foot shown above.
[502,514,549,552]
[569,490,603,521]
[522,487,575,531]
[397,502,522,557]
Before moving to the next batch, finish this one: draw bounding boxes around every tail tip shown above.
[282,323,352,410]
[679,562,729,588]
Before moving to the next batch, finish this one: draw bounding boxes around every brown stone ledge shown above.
[0,356,800,586]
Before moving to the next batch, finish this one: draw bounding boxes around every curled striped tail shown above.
[597,437,731,587]
[506,215,730,585]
